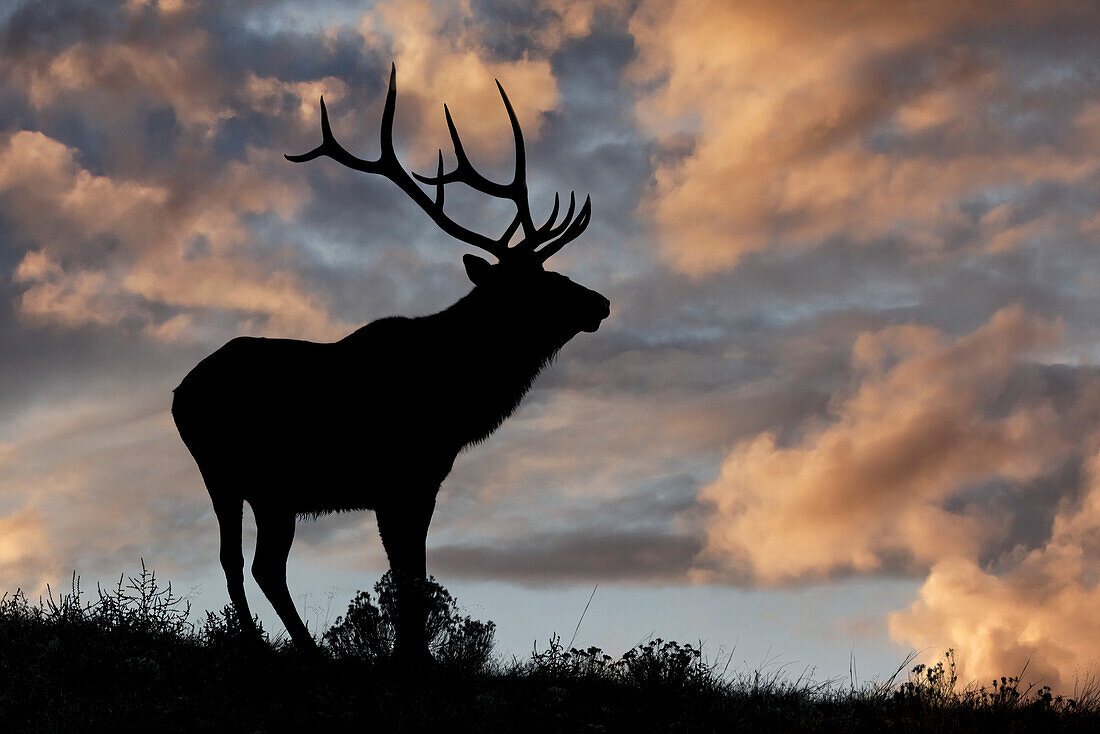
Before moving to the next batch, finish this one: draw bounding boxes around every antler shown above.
[286,63,590,263]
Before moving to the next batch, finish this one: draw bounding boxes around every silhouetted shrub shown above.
[527,633,617,681]
[198,604,269,649]
[524,634,712,692]
[618,638,708,690]
[322,589,392,661]
[322,571,495,672]
[0,561,192,639]
[89,560,192,638]
[894,649,960,706]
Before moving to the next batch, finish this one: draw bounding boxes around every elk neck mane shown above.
[424,283,568,449]
[342,284,568,450]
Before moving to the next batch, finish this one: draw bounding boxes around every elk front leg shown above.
[377,495,437,664]
[252,508,315,648]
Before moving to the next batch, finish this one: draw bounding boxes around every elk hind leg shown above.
[212,494,256,635]
[251,508,315,648]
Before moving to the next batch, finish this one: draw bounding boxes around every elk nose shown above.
[598,296,611,319]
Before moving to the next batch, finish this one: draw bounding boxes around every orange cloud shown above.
[1,131,345,341]
[696,308,1065,583]
[14,252,124,328]
[629,0,1100,273]
[245,73,350,124]
[0,131,169,258]
[364,0,558,166]
[0,509,51,583]
[890,449,1100,690]
[19,28,227,129]
[0,391,214,592]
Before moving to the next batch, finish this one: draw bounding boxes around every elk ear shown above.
[463,254,493,285]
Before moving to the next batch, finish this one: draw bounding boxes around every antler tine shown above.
[537,193,560,233]
[497,212,523,247]
[433,150,445,209]
[284,96,384,173]
[413,81,543,245]
[379,62,399,161]
[543,191,576,239]
[534,195,591,263]
[412,105,512,197]
[495,80,535,241]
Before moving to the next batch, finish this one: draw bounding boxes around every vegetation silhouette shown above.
[322,571,495,671]
[3,565,1098,732]
[172,64,609,662]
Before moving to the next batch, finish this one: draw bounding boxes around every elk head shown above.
[285,63,610,340]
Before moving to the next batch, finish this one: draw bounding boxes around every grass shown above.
[1,564,1099,732]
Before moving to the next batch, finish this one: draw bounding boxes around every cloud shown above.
[0,508,52,584]
[890,449,1100,690]
[1,130,344,341]
[0,130,169,259]
[10,14,229,130]
[357,0,558,169]
[628,0,1100,273]
[0,385,215,592]
[696,307,1069,584]
[14,251,125,328]
[692,302,1100,687]
[431,529,701,586]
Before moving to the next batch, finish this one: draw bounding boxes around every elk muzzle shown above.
[583,293,612,333]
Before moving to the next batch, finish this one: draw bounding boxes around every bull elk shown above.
[171,64,610,660]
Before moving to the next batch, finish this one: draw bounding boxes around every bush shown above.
[618,638,708,690]
[524,634,715,693]
[0,561,193,640]
[89,560,193,638]
[322,571,496,672]
[198,604,269,649]
[527,634,617,681]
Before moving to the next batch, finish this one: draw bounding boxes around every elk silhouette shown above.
[172,64,610,660]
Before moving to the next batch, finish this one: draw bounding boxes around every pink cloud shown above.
[1,131,345,341]
[890,451,1100,690]
[696,308,1066,583]
[628,0,1100,273]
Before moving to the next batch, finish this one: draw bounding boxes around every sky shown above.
[3,0,1100,690]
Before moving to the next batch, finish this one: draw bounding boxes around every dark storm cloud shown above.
[417,472,705,584]
[431,530,702,585]
[2,1,118,56]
